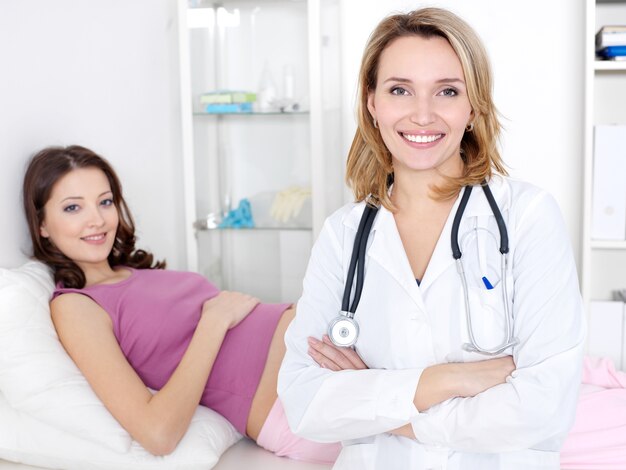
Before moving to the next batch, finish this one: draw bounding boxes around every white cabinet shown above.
[583,0,626,365]
[588,301,626,370]
[582,0,626,303]
[177,0,343,302]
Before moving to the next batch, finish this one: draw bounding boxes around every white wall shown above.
[1,1,586,274]
[339,0,585,266]
[0,0,186,269]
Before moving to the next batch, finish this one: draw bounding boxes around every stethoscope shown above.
[328,182,520,355]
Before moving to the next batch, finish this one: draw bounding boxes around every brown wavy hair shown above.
[346,7,507,209]
[22,145,165,288]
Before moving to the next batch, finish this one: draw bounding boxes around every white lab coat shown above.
[278,176,586,470]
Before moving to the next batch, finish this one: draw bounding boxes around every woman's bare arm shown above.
[51,290,258,455]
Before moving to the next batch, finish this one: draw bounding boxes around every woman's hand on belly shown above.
[201,291,260,330]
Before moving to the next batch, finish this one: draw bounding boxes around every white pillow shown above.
[0,389,241,470]
[0,262,241,468]
[0,261,130,451]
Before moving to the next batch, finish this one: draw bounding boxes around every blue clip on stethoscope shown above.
[328,182,519,356]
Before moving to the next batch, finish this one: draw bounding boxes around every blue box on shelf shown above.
[204,102,254,114]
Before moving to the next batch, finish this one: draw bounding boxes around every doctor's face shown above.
[367,35,473,177]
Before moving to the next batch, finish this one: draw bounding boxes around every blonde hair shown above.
[346,7,506,210]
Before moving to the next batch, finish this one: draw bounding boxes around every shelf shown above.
[179,0,342,302]
[595,60,626,71]
[196,225,313,232]
[193,110,309,117]
[189,0,306,7]
[194,219,312,231]
[591,240,626,249]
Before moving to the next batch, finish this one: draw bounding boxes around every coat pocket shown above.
[464,280,514,354]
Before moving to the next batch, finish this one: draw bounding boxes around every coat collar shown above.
[343,175,511,228]
[459,175,511,218]
[365,204,427,311]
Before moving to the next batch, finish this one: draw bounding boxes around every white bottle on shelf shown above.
[256,61,276,112]
[283,63,295,100]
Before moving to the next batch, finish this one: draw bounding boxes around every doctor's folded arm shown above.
[277,7,585,470]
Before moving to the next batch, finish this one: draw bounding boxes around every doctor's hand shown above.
[456,355,516,398]
[412,355,516,413]
[389,356,516,441]
[307,335,369,371]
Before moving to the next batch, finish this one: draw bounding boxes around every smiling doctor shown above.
[278,7,586,470]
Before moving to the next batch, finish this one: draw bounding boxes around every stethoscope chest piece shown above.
[328,312,359,347]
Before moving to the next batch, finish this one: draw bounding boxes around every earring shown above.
[465,121,474,132]
[373,117,378,129]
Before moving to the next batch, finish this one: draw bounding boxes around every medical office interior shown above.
[0,0,625,469]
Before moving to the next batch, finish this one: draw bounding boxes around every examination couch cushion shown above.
[0,261,241,468]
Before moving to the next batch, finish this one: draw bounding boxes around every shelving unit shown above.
[177,0,343,302]
[582,0,626,344]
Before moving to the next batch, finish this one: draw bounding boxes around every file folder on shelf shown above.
[591,125,626,241]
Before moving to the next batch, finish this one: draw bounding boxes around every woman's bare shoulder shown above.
[50,292,112,330]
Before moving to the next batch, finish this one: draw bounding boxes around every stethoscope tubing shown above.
[453,183,517,354]
[341,204,378,316]
[452,183,508,260]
